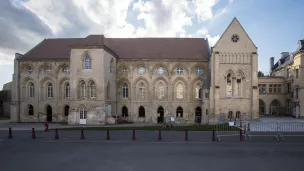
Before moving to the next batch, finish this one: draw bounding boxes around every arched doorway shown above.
[259,99,266,115]
[228,111,233,121]
[122,106,128,117]
[46,105,52,122]
[139,106,145,118]
[64,105,69,116]
[270,99,281,115]
[176,106,183,118]
[157,106,164,123]
[195,107,202,123]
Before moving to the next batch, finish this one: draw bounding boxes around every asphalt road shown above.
[0,139,304,171]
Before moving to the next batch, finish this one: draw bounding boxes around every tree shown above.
[258,71,264,77]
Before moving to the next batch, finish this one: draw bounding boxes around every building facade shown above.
[258,40,304,118]
[8,18,261,124]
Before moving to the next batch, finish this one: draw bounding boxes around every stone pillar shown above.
[10,53,22,122]
[252,52,259,119]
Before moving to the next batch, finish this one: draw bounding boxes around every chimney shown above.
[270,57,274,75]
[280,52,289,59]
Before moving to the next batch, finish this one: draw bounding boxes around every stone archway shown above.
[46,105,52,122]
[176,106,183,118]
[195,107,202,123]
[157,106,164,123]
[269,99,281,115]
[259,99,266,115]
[122,106,128,117]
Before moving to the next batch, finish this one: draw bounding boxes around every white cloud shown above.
[196,28,220,46]
[192,0,219,22]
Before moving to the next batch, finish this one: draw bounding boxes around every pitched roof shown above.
[20,35,209,60]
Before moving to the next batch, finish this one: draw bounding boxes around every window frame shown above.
[29,82,35,98]
[84,56,91,69]
[47,82,53,98]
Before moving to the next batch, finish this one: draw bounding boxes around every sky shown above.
[0,0,303,90]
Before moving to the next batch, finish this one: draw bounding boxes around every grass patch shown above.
[57,123,240,131]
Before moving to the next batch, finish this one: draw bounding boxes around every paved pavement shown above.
[0,139,303,171]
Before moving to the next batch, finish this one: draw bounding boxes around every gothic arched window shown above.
[194,82,202,99]
[28,105,34,116]
[122,83,128,98]
[80,81,86,98]
[89,81,96,98]
[176,83,184,99]
[156,82,165,99]
[139,82,145,99]
[65,83,70,98]
[47,82,53,98]
[226,73,232,96]
[29,82,35,98]
[84,56,91,69]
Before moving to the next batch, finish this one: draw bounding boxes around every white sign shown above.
[229,122,234,126]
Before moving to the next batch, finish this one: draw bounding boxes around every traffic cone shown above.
[158,128,162,140]
[185,129,188,141]
[54,128,59,140]
[132,129,136,140]
[32,128,36,139]
[106,129,110,140]
[8,128,12,139]
[81,129,84,140]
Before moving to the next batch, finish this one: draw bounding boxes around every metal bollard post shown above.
[185,129,188,141]
[132,129,136,140]
[240,129,243,141]
[158,128,162,140]
[32,128,36,139]
[80,128,84,140]
[106,129,110,140]
[212,129,216,141]
[8,128,12,139]
[54,128,59,140]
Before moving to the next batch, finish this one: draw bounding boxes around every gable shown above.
[213,18,257,53]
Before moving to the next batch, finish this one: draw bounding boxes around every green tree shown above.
[258,71,264,77]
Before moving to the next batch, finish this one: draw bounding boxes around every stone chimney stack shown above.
[280,52,289,59]
[270,57,274,75]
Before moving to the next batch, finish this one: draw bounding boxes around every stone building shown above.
[8,17,260,124]
[0,82,12,119]
[258,40,304,118]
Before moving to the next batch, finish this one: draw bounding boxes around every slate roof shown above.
[20,35,210,60]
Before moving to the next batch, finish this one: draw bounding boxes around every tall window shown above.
[47,82,53,98]
[64,105,69,116]
[110,59,114,73]
[122,83,128,98]
[139,82,145,99]
[156,82,165,99]
[296,69,299,79]
[176,83,184,99]
[269,84,273,94]
[65,83,70,98]
[84,56,91,69]
[226,73,232,96]
[287,68,290,77]
[236,111,241,119]
[258,84,266,94]
[89,81,96,98]
[287,83,291,93]
[194,82,202,99]
[80,81,86,98]
[79,106,87,119]
[296,88,299,99]
[28,105,34,116]
[278,84,282,93]
[29,82,35,98]
[236,79,241,96]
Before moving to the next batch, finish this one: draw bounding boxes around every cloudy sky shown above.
[0,0,303,89]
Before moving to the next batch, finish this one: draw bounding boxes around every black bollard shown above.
[106,129,110,140]
[132,129,136,140]
[32,128,36,139]
[8,128,12,139]
[185,129,188,141]
[54,128,59,140]
[158,128,162,140]
[81,129,84,140]
[212,129,216,141]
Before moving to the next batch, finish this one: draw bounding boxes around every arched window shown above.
[176,83,184,99]
[110,59,114,73]
[79,106,87,119]
[139,82,145,99]
[89,81,96,98]
[63,67,70,73]
[194,82,202,99]
[226,73,232,96]
[64,105,69,116]
[236,111,241,119]
[28,105,34,116]
[65,83,70,98]
[176,106,183,118]
[139,106,145,118]
[29,82,35,98]
[122,83,128,98]
[270,99,281,115]
[156,82,165,99]
[228,111,233,120]
[47,82,53,98]
[122,106,128,117]
[80,81,86,98]
[236,73,242,96]
[84,56,91,69]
